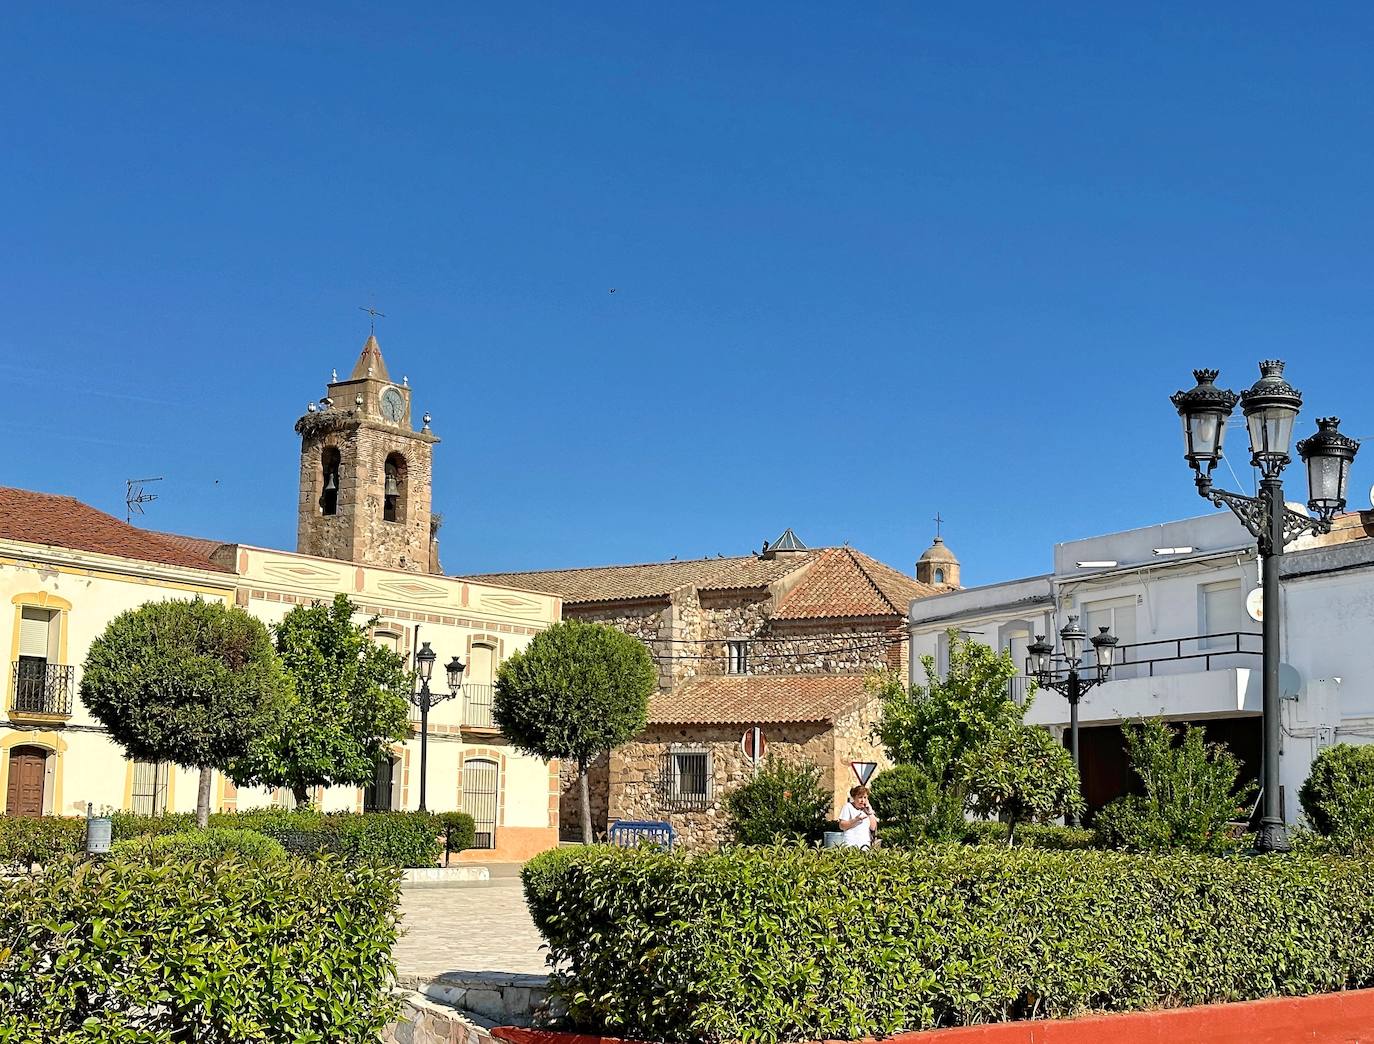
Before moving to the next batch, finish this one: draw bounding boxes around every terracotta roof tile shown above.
[772,547,939,620]
[647,673,873,726]
[0,487,232,573]
[462,552,821,604]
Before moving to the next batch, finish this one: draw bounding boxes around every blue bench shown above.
[606,819,676,850]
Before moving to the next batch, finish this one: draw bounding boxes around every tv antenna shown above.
[126,477,163,524]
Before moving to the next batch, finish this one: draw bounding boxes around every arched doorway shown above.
[5,745,50,817]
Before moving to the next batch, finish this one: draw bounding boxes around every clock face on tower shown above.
[380,387,405,423]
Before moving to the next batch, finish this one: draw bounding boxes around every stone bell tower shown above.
[295,333,442,574]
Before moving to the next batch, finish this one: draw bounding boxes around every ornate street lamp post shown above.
[1027,617,1118,825]
[1170,362,1359,852]
[406,642,466,812]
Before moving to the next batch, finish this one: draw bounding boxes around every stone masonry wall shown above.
[608,722,836,850]
[832,699,891,814]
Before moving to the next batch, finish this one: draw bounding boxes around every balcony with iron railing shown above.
[10,660,75,718]
[1024,631,1264,729]
[461,683,497,730]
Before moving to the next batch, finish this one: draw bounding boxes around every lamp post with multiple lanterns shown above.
[1170,361,1359,852]
[406,641,466,813]
[1026,616,1118,826]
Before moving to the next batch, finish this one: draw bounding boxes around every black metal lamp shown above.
[1297,417,1360,522]
[416,641,436,683]
[445,655,466,693]
[1089,626,1118,682]
[1170,368,1239,479]
[1240,360,1303,476]
[1027,635,1054,683]
[1059,615,1087,665]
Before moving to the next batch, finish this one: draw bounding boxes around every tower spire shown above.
[349,333,391,381]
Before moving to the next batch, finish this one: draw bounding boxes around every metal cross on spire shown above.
[933,512,944,540]
[359,303,386,334]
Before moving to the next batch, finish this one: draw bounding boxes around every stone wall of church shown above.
[607,722,837,850]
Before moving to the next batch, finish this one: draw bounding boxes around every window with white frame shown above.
[130,760,169,816]
[1082,596,1138,665]
[726,640,749,675]
[661,749,712,809]
[1199,580,1245,650]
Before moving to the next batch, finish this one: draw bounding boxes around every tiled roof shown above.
[462,552,822,604]
[772,546,939,620]
[647,673,872,726]
[149,531,230,561]
[0,487,233,573]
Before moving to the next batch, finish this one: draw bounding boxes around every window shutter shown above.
[19,608,52,659]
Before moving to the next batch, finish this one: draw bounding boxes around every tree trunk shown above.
[196,766,213,828]
[292,784,310,809]
[579,759,593,844]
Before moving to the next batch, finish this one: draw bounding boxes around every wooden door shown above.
[5,746,48,817]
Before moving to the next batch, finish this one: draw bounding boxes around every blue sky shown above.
[4,3,1373,586]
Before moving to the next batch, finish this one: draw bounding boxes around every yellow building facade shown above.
[0,333,564,863]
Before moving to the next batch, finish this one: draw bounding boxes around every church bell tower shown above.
[295,333,442,573]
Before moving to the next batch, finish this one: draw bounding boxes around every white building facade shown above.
[910,510,1373,821]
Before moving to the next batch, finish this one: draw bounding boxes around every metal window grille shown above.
[130,761,169,816]
[11,661,75,715]
[463,758,499,849]
[462,683,496,728]
[660,751,711,811]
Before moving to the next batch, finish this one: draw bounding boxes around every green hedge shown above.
[111,827,288,863]
[439,810,477,854]
[960,820,1096,850]
[524,844,1374,1043]
[0,817,86,871]
[0,855,402,1040]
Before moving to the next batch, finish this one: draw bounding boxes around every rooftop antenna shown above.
[125,477,163,525]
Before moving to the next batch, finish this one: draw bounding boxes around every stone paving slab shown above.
[396,877,550,979]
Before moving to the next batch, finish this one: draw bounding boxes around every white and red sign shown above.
[851,760,878,786]
[740,727,767,764]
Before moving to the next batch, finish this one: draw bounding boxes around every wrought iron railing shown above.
[1005,675,1033,705]
[462,683,496,729]
[1047,631,1263,683]
[11,661,75,716]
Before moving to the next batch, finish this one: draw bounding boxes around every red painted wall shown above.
[495,987,1374,1044]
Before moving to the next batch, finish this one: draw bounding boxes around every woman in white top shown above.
[837,784,878,848]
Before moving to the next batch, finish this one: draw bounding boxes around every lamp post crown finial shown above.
[1193,367,1220,384]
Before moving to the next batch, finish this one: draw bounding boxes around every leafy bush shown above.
[110,808,445,867]
[438,811,477,854]
[959,723,1083,845]
[1300,743,1374,853]
[723,757,831,845]
[868,764,965,846]
[961,820,1096,850]
[111,827,288,863]
[524,844,1374,1043]
[1094,719,1253,854]
[0,855,402,1040]
[0,817,85,871]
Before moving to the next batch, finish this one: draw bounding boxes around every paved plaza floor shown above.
[395,869,551,980]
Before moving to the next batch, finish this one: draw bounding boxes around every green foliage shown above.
[80,599,291,824]
[723,757,831,845]
[0,817,86,871]
[111,827,288,863]
[1094,719,1254,854]
[960,820,1096,850]
[868,764,966,847]
[1300,743,1374,853]
[110,808,445,867]
[872,636,1028,777]
[524,844,1374,1043]
[0,855,402,1040]
[231,594,412,806]
[438,810,477,854]
[495,618,656,841]
[960,723,1083,845]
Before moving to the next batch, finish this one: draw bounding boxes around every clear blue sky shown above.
[5,3,1373,587]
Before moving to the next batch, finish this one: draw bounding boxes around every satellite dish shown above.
[1246,588,1263,622]
[1280,662,1303,701]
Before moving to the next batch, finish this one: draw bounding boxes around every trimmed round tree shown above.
[231,594,412,807]
[494,619,656,843]
[958,722,1083,846]
[81,598,290,826]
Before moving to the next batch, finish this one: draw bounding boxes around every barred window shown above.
[660,750,711,810]
[130,760,169,816]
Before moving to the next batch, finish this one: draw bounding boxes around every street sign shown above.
[740,727,766,764]
[851,760,878,785]
[1246,587,1263,622]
